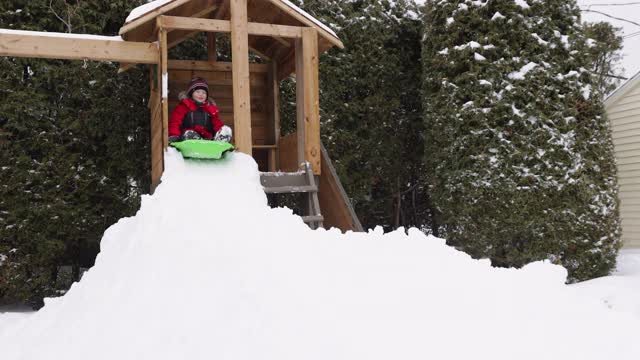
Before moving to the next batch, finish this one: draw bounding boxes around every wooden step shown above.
[260,162,324,230]
[261,171,308,188]
[263,185,317,194]
[302,215,324,223]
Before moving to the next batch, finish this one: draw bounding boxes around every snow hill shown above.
[1,150,639,359]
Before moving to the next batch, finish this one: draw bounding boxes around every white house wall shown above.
[606,80,640,248]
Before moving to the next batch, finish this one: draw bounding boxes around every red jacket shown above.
[169,98,224,139]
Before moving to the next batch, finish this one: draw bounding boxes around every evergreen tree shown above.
[582,21,624,95]
[422,0,621,281]
[283,0,433,231]
[0,0,150,306]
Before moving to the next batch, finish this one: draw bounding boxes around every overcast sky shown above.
[578,0,640,80]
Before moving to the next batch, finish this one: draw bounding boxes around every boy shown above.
[168,77,232,143]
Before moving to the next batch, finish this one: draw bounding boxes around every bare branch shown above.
[48,0,72,33]
[585,2,640,6]
[603,73,629,80]
[580,8,640,27]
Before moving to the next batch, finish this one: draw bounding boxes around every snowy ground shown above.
[0,150,639,359]
[3,249,636,328]
[570,249,640,319]
[0,305,33,335]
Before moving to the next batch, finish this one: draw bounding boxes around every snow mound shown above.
[1,150,639,360]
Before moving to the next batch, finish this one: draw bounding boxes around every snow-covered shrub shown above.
[422,0,621,281]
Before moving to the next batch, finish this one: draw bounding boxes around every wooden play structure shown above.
[0,0,363,232]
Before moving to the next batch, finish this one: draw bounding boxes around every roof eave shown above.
[605,70,640,109]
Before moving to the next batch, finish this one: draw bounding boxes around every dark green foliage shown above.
[0,0,150,307]
[282,0,435,231]
[422,0,621,281]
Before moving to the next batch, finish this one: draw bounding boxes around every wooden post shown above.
[267,62,280,171]
[158,26,169,149]
[150,65,164,193]
[207,33,217,62]
[230,0,252,155]
[295,38,305,169]
[295,28,321,174]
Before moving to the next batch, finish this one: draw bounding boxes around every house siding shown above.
[606,79,640,248]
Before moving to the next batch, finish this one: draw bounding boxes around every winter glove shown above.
[168,136,181,143]
[193,125,213,139]
[214,126,233,143]
[181,130,202,140]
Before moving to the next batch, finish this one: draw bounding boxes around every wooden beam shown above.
[271,36,292,48]
[118,63,136,73]
[168,59,269,73]
[230,0,252,155]
[190,2,219,19]
[166,31,199,49]
[300,28,321,174]
[158,15,230,33]
[319,145,363,232]
[0,30,158,64]
[164,4,219,49]
[248,23,302,38]
[207,33,217,62]
[158,25,169,149]
[157,15,304,39]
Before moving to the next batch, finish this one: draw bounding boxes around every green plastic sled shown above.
[170,140,235,160]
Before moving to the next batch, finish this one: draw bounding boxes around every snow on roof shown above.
[125,0,173,23]
[279,0,338,38]
[124,0,338,39]
[0,28,123,41]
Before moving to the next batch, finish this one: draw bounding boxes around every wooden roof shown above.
[119,0,343,61]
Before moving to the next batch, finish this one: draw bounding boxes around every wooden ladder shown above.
[260,162,324,229]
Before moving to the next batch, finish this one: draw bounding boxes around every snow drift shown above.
[1,150,639,360]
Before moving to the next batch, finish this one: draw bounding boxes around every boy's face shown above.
[192,89,207,103]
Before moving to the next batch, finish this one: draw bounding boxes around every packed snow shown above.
[491,11,505,20]
[508,62,539,80]
[454,40,482,50]
[1,151,639,360]
[474,52,486,61]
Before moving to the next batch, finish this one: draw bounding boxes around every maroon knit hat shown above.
[187,77,209,97]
